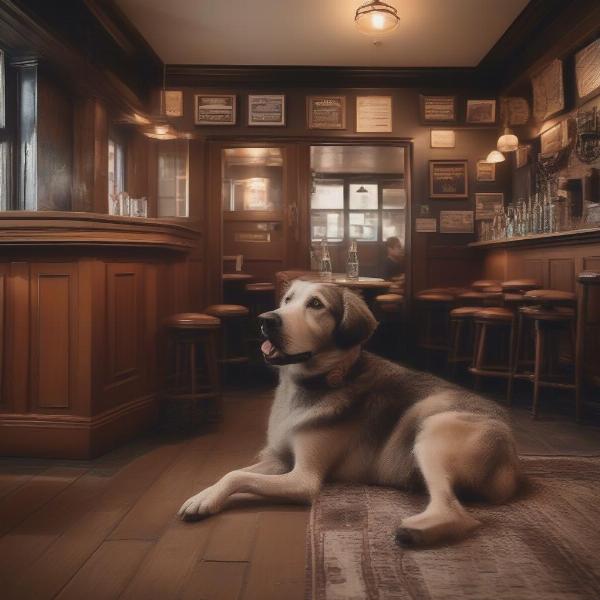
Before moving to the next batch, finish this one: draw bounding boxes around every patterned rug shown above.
[306,457,600,600]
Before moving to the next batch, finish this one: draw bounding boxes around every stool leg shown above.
[506,317,517,405]
[189,341,196,396]
[449,319,461,378]
[206,330,222,419]
[474,322,487,391]
[532,322,544,419]
[507,313,524,405]
[575,285,587,422]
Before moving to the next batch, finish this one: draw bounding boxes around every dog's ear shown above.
[335,288,378,349]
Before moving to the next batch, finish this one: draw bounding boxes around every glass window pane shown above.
[349,183,378,209]
[382,182,406,209]
[0,141,8,210]
[382,210,405,241]
[349,211,379,241]
[158,139,189,217]
[223,147,283,211]
[311,180,344,209]
[311,210,344,242]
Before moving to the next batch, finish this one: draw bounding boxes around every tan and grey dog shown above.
[178,280,520,546]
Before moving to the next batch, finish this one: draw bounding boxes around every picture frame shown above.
[475,193,504,220]
[540,121,568,154]
[466,99,496,124]
[415,218,437,233]
[355,95,393,133]
[439,210,474,234]
[430,129,456,148]
[532,59,564,121]
[420,95,457,123]
[429,160,468,198]
[164,90,183,117]
[515,145,529,168]
[248,94,286,126]
[194,94,236,125]
[307,95,346,130]
[476,160,495,182]
[575,38,600,103]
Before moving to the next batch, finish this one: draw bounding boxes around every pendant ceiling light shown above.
[497,127,519,153]
[355,1,400,35]
[356,185,369,193]
[486,150,506,164]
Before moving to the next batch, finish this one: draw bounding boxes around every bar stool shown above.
[469,307,516,391]
[501,279,540,293]
[471,279,500,292]
[415,289,456,357]
[163,313,221,427]
[448,306,480,376]
[245,282,276,314]
[204,304,250,367]
[510,303,577,418]
[374,293,404,356]
[576,271,600,421]
[457,287,503,307]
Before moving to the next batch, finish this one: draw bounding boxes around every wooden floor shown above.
[1,383,600,600]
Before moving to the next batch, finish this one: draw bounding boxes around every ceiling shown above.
[115,0,529,68]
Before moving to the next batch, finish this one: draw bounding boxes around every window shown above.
[0,49,11,210]
[157,139,189,217]
[310,177,405,244]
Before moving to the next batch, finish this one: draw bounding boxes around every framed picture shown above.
[307,96,346,129]
[532,59,564,120]
[466,99,496,124]
[248,94,286,126]
[194,94,236,125]
[476,160,495,182]
[415,218,437,233]
[515,145,529,168]
[502,96,530,126]
[440,211,474,234]
[475,193,504,220]
[575,38,600,103]
[430,129,455,148]
[429,160,468,198]
[420,95,456,123]
[540,121,568,154]
[356,96,392,133]
[164,90,183,117]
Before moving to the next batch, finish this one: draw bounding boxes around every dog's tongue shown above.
[261,340,274,355]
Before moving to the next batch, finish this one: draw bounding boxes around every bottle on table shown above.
[346,239,359,280]
[320,239,332,280]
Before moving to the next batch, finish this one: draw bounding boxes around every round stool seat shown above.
[578,271,600,285]
[520,306,575,322]
[165,313,220,330]
[246,282,275,292]
[450,306,480,318]
[524,289,575,305]
[205,304,249,318]
[375,293,404,304]
[503,292,524,305]
[501,279,540,292]
[471,279,500,291]
[458,291,486,301]
[416,291,454,302]
[481,285,503,294]
[474,307,514,322]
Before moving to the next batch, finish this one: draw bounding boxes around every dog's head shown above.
[258,280,378,366]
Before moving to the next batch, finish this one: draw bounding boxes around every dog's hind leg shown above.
[395,411,484,547]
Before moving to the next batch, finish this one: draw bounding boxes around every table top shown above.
[222,273,253,281]
[302,273,392,289]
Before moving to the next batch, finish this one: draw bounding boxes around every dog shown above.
[178,279,520,546]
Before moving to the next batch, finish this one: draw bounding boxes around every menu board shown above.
[307,96,346,129]
[576,38,600,101]
[440,211,474,234]
[356,96,392,133]
[429,161,468,198]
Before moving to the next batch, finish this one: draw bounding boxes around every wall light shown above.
[355,1,399,35]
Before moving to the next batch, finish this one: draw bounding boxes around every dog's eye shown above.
[283,296,291,304]
[307,297,324,310]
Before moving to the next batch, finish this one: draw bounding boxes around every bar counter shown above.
[469,227,600,249]
[0,212,202,458]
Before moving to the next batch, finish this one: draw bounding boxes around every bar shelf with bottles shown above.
[470,180,600,248]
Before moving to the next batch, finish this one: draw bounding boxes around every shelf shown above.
[468,227,600,249]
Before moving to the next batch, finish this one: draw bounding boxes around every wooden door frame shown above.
[204,137,413,313]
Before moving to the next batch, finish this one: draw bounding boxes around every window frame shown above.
[310,173,405,245]
[0,48,18,210]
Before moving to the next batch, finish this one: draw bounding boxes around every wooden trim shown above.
[469,228,600,249]
[0,212,200,250]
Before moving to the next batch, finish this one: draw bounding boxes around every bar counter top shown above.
[469,227,600,249]
[0,211,200,251]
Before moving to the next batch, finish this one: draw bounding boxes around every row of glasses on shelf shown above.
[109,191,148,217]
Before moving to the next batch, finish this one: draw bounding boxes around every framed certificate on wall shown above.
[248,94,286,126]
[307,96,346,129]
[194,94,236,125]
[429,160,468,198]
[356,96,392,133]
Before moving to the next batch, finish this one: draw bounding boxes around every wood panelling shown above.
[0,264,7,408]
[30,264,78,410]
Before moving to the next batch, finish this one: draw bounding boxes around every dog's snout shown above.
[258,311,282,335]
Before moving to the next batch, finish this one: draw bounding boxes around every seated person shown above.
[382,236,405,284]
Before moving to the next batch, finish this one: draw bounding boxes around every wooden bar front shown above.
[0,213,202,458]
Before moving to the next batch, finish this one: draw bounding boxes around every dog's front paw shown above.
[177,488,219,521]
